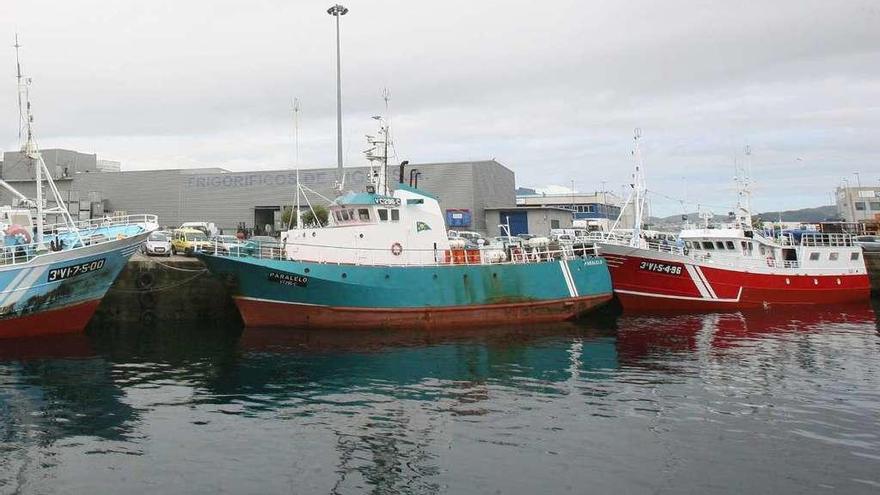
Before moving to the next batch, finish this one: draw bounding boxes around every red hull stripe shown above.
[234,294,612,330]
[0,299,102,339]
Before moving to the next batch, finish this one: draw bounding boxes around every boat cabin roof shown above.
[333,191,401,208]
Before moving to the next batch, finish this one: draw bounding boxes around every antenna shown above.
[382,87,391,195]
[14,34,24,145]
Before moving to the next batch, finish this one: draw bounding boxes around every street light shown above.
[327,4,348,190]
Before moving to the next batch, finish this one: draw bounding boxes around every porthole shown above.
[836,278,841,285]
[359,233,364,239]
[304,268,310,274]
[342,273,348,279]
[492,273,498,278]
[385,274,390,280]
[785,278,790,285]
[312,232,317,237]
[813,278,818,285]
[433,274,438,279]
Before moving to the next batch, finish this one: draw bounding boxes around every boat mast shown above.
[630,128,647,248]
[13,36,82,249]
[382,87,391,196]
[293,97,302,230]
[15,36,45,250]
[735,145,754,230]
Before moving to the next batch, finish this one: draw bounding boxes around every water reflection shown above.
[0,302,878,493]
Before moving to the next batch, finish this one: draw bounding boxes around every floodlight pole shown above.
[328,4,348,191]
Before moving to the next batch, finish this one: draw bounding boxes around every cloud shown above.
[1,0,878,216]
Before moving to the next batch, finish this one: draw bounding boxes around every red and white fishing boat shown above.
[596,131,871,311]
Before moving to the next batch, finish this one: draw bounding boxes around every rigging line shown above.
[644,189,736,211]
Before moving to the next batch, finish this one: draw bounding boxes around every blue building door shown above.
[500,211,528,236]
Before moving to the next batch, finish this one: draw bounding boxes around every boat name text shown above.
[375,197,402,206]
[267,272,309,287]
[47,258,106,282]
[639,261,682,276]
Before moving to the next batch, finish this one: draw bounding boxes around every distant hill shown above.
[754,205,840,223]
[649,205,840,227]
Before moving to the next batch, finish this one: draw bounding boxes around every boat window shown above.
[725,241,735,250]
[715,241,725,250]
[339,210,349,222]
[851,252,860,261]
[685,241,693,249]
[829,252,839,261]
[747,242,753,252]
[390,209,400,221]
[759,245,766,255]
[378,209,388,221]
[334,211,343,222]
[702,241,714,250]
[809,252,820,261]
[358,208,370,221]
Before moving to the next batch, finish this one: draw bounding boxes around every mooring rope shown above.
[144,257,209,273]
[109,270,208,293]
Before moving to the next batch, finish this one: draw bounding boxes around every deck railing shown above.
[206,238,600,267]
[0,214,157,267]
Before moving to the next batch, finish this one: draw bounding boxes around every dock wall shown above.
[92,254,240,326]
[867,252,880,295]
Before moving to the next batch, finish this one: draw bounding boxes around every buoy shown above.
[4,225,31,245]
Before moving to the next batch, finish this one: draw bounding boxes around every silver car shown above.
[143,231,172,256]
[854,235,880,252]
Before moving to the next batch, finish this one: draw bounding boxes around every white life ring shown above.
[391,242,403,256]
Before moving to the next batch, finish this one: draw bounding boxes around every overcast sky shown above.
[2,0,878,215]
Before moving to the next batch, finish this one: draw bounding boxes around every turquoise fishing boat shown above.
[199,118,612,330]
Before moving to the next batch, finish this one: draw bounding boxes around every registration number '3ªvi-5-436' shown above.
[47,258,106,282]
[639,260,682,276]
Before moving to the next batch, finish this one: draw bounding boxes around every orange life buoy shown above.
[4,225,31,245]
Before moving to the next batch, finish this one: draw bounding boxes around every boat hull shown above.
[598,243,871,311]
[199,254,614,330]
[0,234,147,338]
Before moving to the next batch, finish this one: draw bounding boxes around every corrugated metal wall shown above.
[0,160,516,233]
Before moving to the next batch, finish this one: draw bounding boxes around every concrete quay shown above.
[867,252,880,295]
[92,253,241,326]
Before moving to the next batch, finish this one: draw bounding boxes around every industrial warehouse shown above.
[0,149,628,236]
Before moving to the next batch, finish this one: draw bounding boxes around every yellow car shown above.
[171,228,213,256]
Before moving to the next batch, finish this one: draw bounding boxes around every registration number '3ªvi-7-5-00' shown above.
[639,260,682,276]
[47,258,106,282]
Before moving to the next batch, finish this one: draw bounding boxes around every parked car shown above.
[171,228,213,256]
[212,234,247,255]
[243,235,283,258]
[180,221,218,238]
[142,231,172,257]
[855,235,880,252]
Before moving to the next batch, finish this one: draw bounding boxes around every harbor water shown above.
[2,302,880,494]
